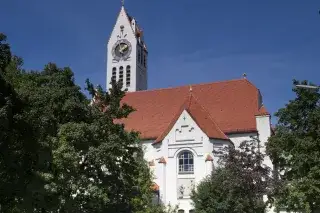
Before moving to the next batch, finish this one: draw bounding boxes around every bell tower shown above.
[106,4,148,92]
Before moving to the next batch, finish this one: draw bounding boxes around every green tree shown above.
[267,80,320,213]
[0,33,11,72]
[1,33,167,212]
[3,58,157,212]
[191,138,272,213]
[0,34,38,212]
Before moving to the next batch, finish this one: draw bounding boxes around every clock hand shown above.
[120,44,128,53]
[119,44,125,54]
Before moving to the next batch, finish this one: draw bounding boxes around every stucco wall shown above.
[140,113,274,212]
[141,110,232,211]
[107,7,147,92]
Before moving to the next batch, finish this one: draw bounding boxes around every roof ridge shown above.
[126,78,249,94]
[187,93,228,140]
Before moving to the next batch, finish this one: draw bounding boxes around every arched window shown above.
[178,210,185,213]
[119,66,123,85]
[189,210,195,213]
[112,67,116,82]
[178,151,194,174]
[126,65,131,87]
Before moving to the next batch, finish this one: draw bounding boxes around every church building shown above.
[106,4,273,213]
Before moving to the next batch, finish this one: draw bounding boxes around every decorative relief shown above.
[177,178,195,198]
[175,124,195,142]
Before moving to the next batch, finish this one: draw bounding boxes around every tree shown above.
[191,138,272,213]
[0,33,39,212]
[143,203,179,213]
[267,80,320,213]
[1,33,165,212]
[3,55,158,212]
[0,33,11,72]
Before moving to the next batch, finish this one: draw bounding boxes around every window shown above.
[141,53,144,65]
[178,151,194,174]
[138,49,141,64]
[119,66,123,85]
[143,54,146,67]
[178,210,185,213]
[112,67,117,82]
[189,210,195,213]
[126,65,131,87]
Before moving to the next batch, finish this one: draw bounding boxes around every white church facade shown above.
[106,5,274,213]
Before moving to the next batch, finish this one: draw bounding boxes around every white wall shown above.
[142,110,231,211]
[107,7,147,92]
[141,112,274,212]
[107,7,138,92]
[228,132,257,148]
[255,115,273,169]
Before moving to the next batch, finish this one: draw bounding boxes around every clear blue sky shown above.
[2,0,320,124]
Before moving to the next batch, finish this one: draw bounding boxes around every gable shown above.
[108,7,136,46]
[175,111,197,142]
[118,78,264,140]
[172,110,206,143]
[153,93,228,144]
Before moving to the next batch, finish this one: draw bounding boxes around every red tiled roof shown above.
[153,92,228,144]
[119,79,266,141]
[255,105,270,116]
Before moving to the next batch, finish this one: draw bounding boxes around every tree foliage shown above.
[0,33,38,212]
[267,80,320,213]
[0,33,161,212]
[191,138,272,213]
[0,33,11,72]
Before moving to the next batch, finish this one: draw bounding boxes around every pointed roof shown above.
[121,6,143,40]
[148,160,155,166]
[108,5,147,51]
[151,182,159,191]
[255,105,270,116]
[153,92,228,144]
[158,157,167,164]
[117,79,268,140]
[205,154,214,162]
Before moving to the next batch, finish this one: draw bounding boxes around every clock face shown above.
[112,39,132,61]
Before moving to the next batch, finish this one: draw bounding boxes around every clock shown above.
[112,39,132,61]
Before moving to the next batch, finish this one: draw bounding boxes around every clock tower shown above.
[106,5,148,92]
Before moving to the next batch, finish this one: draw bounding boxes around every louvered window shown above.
[126,65,131,87]
[119,66,123,85]
[112,67,116,82]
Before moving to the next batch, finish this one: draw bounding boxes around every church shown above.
[106,4,273,213]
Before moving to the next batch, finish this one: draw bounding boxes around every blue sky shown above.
[2,0,320,124]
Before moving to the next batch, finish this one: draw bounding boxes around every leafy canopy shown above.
[0,33,38,212]
[192,138,272,213]
[1,33,164,212]
[267,80,320,213]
